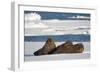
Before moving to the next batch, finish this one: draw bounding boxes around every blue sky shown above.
[24,11,90,20]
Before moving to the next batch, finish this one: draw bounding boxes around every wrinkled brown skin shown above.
[50,43,84,54]
[72,43,84,53]
[49,41,73,54]
[34,38,56,56]
[34,38,84,56]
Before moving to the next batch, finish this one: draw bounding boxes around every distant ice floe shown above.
[53,26,90,31]
[25,22,48,28]
[68,15,90,20]
[42,28,65,35]
[43,19,61,22]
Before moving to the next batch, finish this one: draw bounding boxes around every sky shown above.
[24,11,90,20]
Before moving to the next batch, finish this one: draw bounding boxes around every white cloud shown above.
[25,12,48,28]
[25,12,41,21]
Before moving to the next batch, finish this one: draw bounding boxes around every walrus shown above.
[49,41,73,54]
[49,43,84,54]
[34,38,56,56]
[34,38,84,56]
[71,43,84,53]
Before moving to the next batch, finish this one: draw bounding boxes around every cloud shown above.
[25,12,41,21]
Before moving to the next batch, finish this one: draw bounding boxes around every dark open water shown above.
[24,34,90,42]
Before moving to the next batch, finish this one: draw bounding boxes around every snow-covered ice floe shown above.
[24,42,90,61]
[24,52,90,61]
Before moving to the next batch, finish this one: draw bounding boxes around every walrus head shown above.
[34,38,56,56]
[72,43,84,53]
